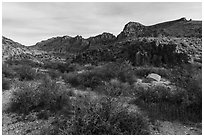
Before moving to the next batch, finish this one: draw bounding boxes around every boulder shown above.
[146,73,161,82]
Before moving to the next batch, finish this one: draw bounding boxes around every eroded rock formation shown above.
[72,39,189,66]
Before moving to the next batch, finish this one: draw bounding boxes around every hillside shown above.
[117,17,202,39]
[26,18,202,65]
[29,32,116,54]
[2,36,33,61]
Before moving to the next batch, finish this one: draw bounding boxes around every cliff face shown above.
[73,38,194,66]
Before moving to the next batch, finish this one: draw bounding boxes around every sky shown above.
[2,2,202,46]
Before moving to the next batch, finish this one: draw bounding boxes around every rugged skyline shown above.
[2,2,202,46]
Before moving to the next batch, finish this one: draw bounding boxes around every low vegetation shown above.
[2,78,10,90]
[2,57,202,134]
[8,76,72,115]
[41,96,150,135]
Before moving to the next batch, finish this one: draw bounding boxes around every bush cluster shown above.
[49,96,150,135]
[43,61,81,73]
[96,80,134,97]
[2,63,16,78]
[135,85,188,105]
[9,76,72,114]
[15,65,37,81]
[2,78,10,90]
[63,62,137,89]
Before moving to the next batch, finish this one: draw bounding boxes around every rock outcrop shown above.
[117,22,146,39]
[88,32,116,46]
[72,38,191,66]
[117,18,202,40]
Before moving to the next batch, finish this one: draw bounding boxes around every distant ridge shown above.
[117,17,202,39]
[2,17,202,63]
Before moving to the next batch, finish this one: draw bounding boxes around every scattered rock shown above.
[146,73,161,82]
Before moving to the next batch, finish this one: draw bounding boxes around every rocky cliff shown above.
[73,37,200,66]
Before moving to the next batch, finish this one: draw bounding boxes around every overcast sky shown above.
[2,2,202,46]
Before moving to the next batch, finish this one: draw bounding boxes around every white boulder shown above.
[146,73,161,82]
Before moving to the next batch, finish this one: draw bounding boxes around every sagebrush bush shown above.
[47,69,62,79]
[116,61,136,84]
[96,81,134,97]
[63,71,104,89]
[42,96,150,135]
[43,61,81,73]
[185,71,202,120]
[171,64,202,120]
[66,63,82,72]
[132,79,201,122]
[135,84,188,104]
[5,58,41,67]
[69,96,150,135]
[63,62,137,89]
[15,65,37,81]
[2,63,16,78]
[81,74,103,89]
[2,78,10,90]
[63,72,81,87]
[9,76,72,114]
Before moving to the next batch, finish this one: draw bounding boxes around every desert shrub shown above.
[2,63,16,78]
[2,78,10,90]
[47,69,62,79]
[88,61,136,85]
[63,62,137,89]
[55,62,81,73]
[43,61,81,73]
[184,71,202,120]
[15,65,37,81]
[62,64,116,89]
[56,62,69,73]
[69,96,150,135]
[79,73,103,89]
[9,76,72,114]
[116,61,136,84]
[43,61,56,69]
[63,72,81,87]
[96,81,134,97]
[171,65,202,117]
[66,63,82,72]
[135,85,188,104]
[90,63,117,80]
[5,58,41,67]
[132,82,201,122]
[63,71,104,89]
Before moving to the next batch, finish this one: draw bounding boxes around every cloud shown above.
[2,2,202,46]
